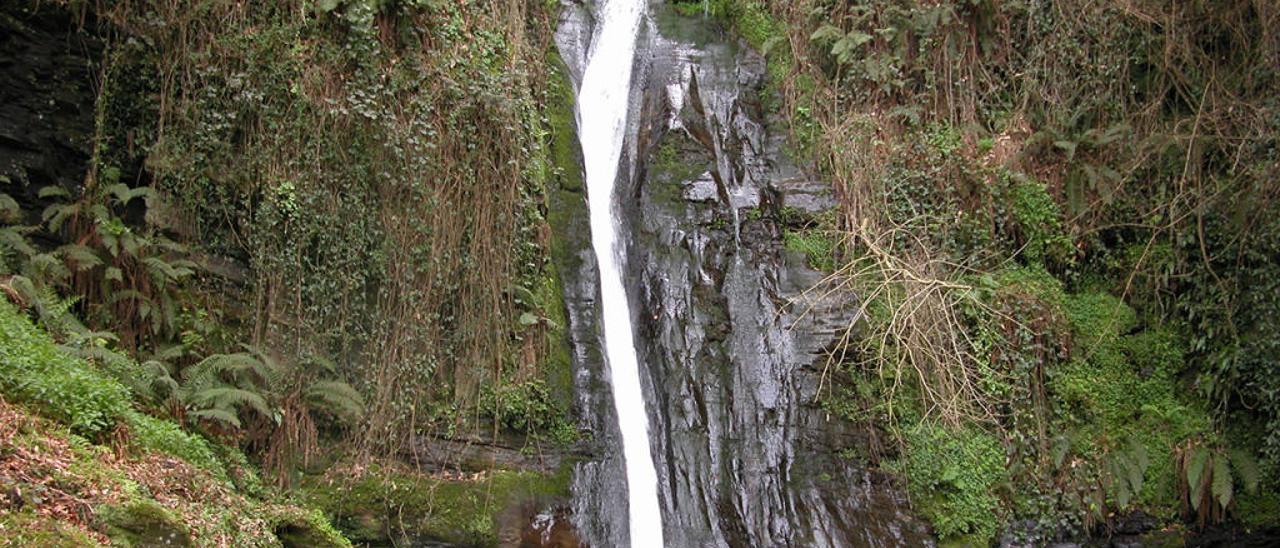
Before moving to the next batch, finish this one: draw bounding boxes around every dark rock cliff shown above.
[554,2,931,546]
[0,2,101,217]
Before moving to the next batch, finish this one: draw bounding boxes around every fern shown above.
[189,407,244,429]
[0,192,20,222]
[1212,456,1233,509]
[104,183,154,207]
[304,380,364,424]
[63,340,178,404]
[1228,449,1261,494]
[187,386,273,421]
[1176,441,1258,526]
[59,243,103,271]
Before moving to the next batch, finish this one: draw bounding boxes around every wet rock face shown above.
[556,2,931,546]
[0,2,101,211]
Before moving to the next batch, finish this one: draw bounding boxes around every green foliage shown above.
[180,350,280,428]
[124,411,224,478]
[34,179,199,350]
[0,301,131,436]
[1050,293,1210,513]
[178,347,363,483]
[1175,441,1262,526]
[1003,176,1072,267]
[269,506,353,548]
[893,423,1006,541]
[784,228,837,271]
[63,338,180,406]
[181,348,362,430]
[60,0,566,455]
[0,507,102,547]
[711,0,1279,539]
[478,378,575,443]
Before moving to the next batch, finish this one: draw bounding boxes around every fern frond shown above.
[1212,456,1233,508]
[149,344,187,363]
[26,252,71,283]
[1188,447,1210,511]
[1229,449,1261,494]
[186,352,271,389]
[189,408,242,429]
[189,386,273,420]
[37,185,71,200]
[0,192,20,221]
[59,244,103,271]
[0,227,37,258]
[41,202,78,233]
[305,380,364,422]
[105,183,155,207]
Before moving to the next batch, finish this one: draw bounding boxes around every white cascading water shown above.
[576,0,665,546]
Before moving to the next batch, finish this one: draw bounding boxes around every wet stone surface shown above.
[554,1,931,546]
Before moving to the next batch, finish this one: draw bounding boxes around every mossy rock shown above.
[302,465,571,547]
[98,499,192,547]
[0,507,101,547]
[272,509,352,548]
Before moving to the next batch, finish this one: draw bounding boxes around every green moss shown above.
[540,49,585,432]
[546,50,583,195]
[893,423,1006,542]
[303,464,571,546]
[270,507,352,548]
[650,136,706,186]
[98,499,193,547]
[0,508,102,547]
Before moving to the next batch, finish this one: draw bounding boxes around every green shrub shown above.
[1005,177,1072,267]
[1051,293,1212,511]
[477,378,572,439]
[124,410,225,478]
[0,301,130,436]
[894,423,1006,541]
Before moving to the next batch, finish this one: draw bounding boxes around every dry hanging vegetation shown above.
[763,0,1280,428]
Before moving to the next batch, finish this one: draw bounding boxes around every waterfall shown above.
[575,0,664,546]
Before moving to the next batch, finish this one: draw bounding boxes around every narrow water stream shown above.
[574,1,664,546]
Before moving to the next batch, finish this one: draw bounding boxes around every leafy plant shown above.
[1174,440,1261,527]
[893,422,1006,542]
[477,378,565,436]
[0,301,131,436]
[180,346,363,484]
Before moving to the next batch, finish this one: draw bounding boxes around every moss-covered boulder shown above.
[97,499,192,547]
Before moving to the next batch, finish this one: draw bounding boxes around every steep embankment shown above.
[0,301,348,547]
